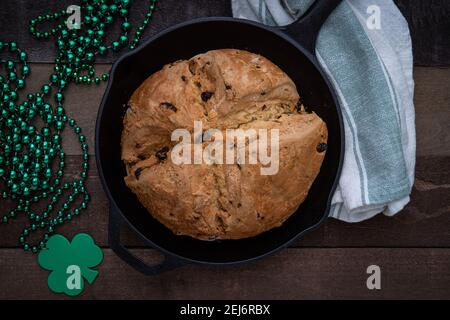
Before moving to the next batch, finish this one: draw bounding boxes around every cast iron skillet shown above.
[96,0,344,275]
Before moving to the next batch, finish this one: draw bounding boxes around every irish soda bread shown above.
[121,49,327,240]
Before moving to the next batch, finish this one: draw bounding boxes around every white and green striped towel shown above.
[232,0,415,222]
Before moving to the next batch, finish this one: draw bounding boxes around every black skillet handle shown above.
[280,0,342,55]
[108,204,187,275]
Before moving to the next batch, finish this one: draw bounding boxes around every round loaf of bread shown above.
[121,49,327,240]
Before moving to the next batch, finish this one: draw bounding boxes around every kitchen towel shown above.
[232,0,416,222]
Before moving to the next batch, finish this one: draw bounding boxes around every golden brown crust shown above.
[121,49,328,240]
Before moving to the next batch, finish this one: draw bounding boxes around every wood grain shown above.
[1,0,449,66]
[8,64,450,157]
[1,0,450,301]
[0,66,449,249]
[395,0,450,66]
[1,248,450,299]
[414,67,450,157]
[0,0,232,63]
[1,155,449,248]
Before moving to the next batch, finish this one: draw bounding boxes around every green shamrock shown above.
[38,233,103,296]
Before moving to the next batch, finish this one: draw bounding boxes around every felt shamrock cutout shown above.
[38,233,103,296]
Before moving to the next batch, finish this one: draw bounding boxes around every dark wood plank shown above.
[0,0,232,63]
[395,0,450,66]
[13,64,450,158]
[1,248,450,299]
[414,67,450,157]
[1,1,449,66]
[0,154,449,248]
[0,66,449,248]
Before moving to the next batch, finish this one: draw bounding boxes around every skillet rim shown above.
[95,16,345,265]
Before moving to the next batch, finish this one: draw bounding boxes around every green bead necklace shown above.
[0,0,157,253]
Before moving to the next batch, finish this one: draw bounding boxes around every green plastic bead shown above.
[55,92,64,102]
[98,45,107,55]
[58,79,67,89]
[122,21,131,31]
[9,72,17,81]
[120,35,128,45]
[17,79,25,88]
[41,84,51,94]
[22,65,30,75]
[42,127,50,136]
[23,187,30,196]
[112,41,120,51]
[9,41,18,52]
[50,74,58,84]
[20,51,27,61]
[11,184,19,193]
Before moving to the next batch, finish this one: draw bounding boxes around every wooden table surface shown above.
[0,1,449,300]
